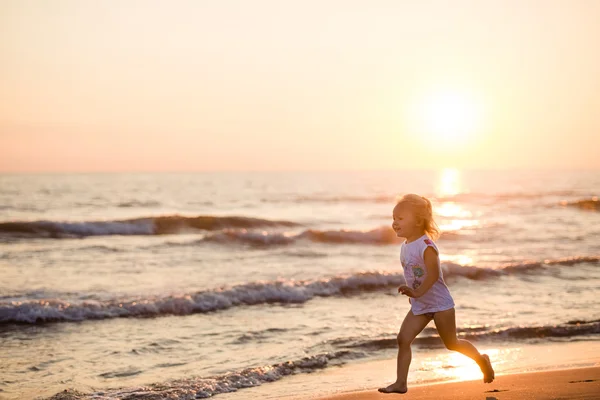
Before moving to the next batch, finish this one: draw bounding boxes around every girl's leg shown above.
[433,308,495,383]
[378,310,431,393]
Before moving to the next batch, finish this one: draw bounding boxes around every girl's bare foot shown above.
[478,354,495,383]
[378,382,407,394]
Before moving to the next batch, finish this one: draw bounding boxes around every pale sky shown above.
[1,0,599,172]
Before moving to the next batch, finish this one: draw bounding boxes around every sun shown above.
[406,89,484,147]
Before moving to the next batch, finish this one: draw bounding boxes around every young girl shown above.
[378,194,494,394]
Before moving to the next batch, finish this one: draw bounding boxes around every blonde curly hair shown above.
[395,193,440,240]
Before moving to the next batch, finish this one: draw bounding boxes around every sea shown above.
[1,170,599,400]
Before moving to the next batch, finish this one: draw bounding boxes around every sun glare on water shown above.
[437,168,461,198]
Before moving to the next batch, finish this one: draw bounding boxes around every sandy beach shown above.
[314,367,600,400]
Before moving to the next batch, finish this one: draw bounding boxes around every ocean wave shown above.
[0,215,301,238]
[0,271,406,324]
[46,350,362,400]
[178,221,591,248]
[176,226,473,247]
[203,227,401,246]
[440,256,600,280]
[0,217,495,244]
[560,197,599,212]
[3,256,598,325]
[332,319,600,352]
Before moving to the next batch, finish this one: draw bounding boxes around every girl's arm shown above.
[399,247,440,298]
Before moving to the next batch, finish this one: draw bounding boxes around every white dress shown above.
[400,234,455,315]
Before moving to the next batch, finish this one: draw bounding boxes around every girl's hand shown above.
[398,285,417,298]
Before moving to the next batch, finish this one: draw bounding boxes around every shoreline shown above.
[212,340,600,400]
[311,366,600,400]
[26,340,600,400]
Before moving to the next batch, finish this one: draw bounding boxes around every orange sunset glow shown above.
[1,0,599,172]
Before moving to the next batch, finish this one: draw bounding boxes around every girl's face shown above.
[392,204,422,240]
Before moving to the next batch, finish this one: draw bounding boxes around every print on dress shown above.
[412,265,424,278]
[411,265,424,289]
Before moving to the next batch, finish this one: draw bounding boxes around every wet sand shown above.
[312,367,600,400]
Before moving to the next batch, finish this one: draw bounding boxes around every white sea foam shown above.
[46,351,359,399]
[2,256,598,325]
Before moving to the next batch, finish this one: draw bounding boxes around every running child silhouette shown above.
[378,194,494,394]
